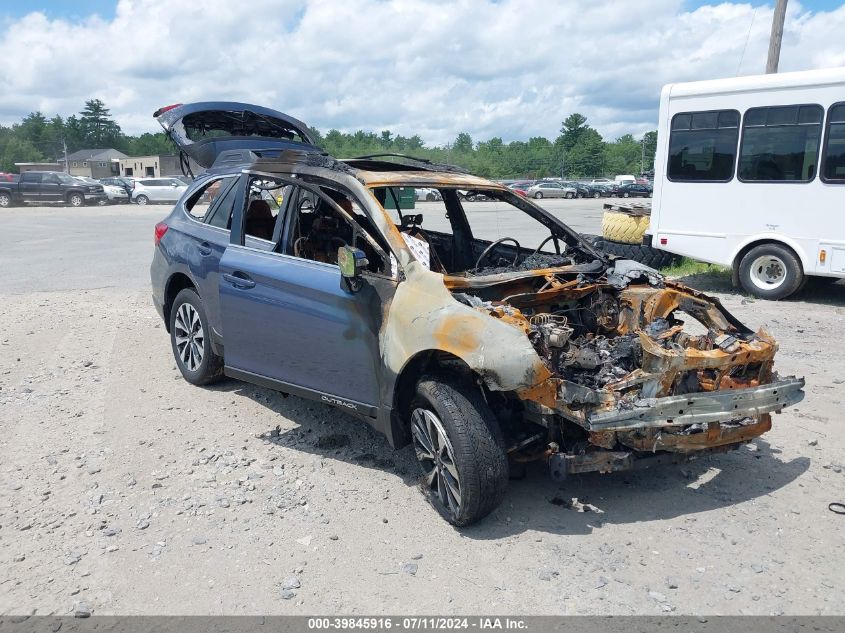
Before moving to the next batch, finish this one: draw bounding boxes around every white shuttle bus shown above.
[648,67,845,299]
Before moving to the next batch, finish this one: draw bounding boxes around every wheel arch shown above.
[65,188,85,201]
[729,236,809,286]
[389,350,485,448]
[163,272,200,333]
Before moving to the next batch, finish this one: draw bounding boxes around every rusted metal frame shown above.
[584,377,804,431]
[617,414,772,453]
[549,442,741,478]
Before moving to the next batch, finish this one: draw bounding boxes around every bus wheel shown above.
[738,244,803,300]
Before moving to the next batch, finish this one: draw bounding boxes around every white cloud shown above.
[0,0,841,145]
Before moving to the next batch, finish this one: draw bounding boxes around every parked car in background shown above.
[590,178,613,186]
[582,183,609,198]
[614,174,637,186]
[0,170,105,207]
[507,180,535,190]
[524,181,576,199]
[100,176,135,198]
[75,176,129,204]
[414,187,442,202]
[132,177,189,205]
[617,183,653,198]
[563,181,592,198]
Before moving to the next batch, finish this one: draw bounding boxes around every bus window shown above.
[738,104,823,182]
[821,103,845,183]
[667,109,739,182]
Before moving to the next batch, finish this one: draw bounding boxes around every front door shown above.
[217,178,390,413]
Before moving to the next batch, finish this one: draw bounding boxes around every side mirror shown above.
[337,245,368,292]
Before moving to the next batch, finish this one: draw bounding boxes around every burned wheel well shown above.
[392,350,481,423]
[163,273,197,332]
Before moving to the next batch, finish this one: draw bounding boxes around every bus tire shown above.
[738,243,804,300]
[593,239,680,270]
[601,210,651,244]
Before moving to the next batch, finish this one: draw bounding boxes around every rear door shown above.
[19,172,42,201]
[154,102,319,169]
[178,175,242,338]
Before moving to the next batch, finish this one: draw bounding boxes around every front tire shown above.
[738,243,803,300]
[623,192,630,198]
[169,288,224,385]
[565,192,574,199]
[135,195,149,205]
[68,193,84,207]
[410,376,508,526]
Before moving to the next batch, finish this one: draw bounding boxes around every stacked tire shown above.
[592,238,679,269]
[595,207,680,269]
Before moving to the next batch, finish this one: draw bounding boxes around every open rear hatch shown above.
[153,102,319,169]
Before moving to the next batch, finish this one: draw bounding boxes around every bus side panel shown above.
[650,79,845,278]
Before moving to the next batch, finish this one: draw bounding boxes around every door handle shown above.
[198,242,212,256]
[222,272,255,289]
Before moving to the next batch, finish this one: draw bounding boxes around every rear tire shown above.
[68,193,84,207]
[534,192,543,199]
[410,376,508,526]
[169,288,224,385]
[565,192,574,199]
[0,192,11,208]
[738,243,803,300]
[135,195,149,205]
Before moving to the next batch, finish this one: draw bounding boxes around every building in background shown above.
[60,149,127,178]
[118,155,182,178]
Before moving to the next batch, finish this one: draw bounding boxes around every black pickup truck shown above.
[0,171,107,208]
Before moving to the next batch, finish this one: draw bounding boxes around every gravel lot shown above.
[1,202,844,616]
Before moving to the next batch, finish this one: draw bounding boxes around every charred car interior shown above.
[151,102,805,526]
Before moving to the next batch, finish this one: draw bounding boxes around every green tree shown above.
[641,130,657,173]
[0,137,43,173]
[560,113,589,151]
[79,99,123,147]
[453,132,473,154]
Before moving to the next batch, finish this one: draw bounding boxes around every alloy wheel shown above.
[411,408,462,519]
[173,303,205,372]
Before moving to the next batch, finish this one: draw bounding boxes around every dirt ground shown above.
[1,217,844,615]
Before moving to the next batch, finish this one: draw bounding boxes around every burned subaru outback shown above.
[150,102,805,526]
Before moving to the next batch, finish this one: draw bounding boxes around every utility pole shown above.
[63,138,69,173]
[766,0,788,73]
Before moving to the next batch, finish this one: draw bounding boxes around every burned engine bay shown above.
[447,261,804,472]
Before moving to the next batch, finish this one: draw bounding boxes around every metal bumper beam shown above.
[584,377,805,432]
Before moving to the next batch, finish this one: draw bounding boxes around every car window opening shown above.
[371,186,598,277]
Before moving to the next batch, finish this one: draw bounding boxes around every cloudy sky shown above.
[0,0,842,145]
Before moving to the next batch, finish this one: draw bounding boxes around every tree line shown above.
[0,101,656,179]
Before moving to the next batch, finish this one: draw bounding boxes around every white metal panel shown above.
[651,68,845,277]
